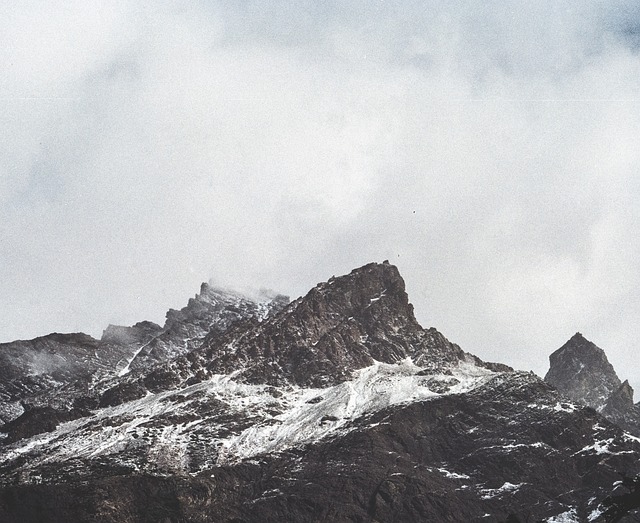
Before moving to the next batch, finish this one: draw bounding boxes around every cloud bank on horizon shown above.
[1,1,639,389]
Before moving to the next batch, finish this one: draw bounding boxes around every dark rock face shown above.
[545,333,640,437]
[98,380,147,408]
[545,333,621,409]
[602,381,640,436]
[0,263,638,522]
[124,284,289,372]
[0,285,289,436]
[197,262,469,387]
[604,380,635,414]
[2,406,88,443]
[101,321,163,348]
[0,333,134,426]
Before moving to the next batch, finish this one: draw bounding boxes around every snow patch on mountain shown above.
[479,482,523,499]
[217,358,495,463]
[545,508,579,523]
[574,437,636,457]
[117,335,160,377]
[0,358,496,476]
[437,467,470,480]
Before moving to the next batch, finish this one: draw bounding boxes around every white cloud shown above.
[1,1,639,391]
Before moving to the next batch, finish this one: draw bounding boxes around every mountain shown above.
[0,286,289,442]
[545,333,640,437]
[121,283,289,373]
[544,333,622,410]
[0,331,141,425]
[602,381,640,436]
[0,262,638,522]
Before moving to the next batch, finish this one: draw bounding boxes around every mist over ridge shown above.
[1,1,639,392]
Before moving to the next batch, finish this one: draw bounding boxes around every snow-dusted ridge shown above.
[218,358,495,463]
[0,358,497,476]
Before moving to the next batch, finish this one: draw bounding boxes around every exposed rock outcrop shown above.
[602,380,640,436]
[545,332,640,437]
[545,333,622,410]
[198,262,469,387]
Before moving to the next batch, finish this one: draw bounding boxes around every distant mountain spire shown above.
[544,333,621,410]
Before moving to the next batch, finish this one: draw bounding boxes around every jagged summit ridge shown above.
[0,261,499,482]
[195,262,469,387]
[0,281,290,433]
[25,262,475,417]
[124,282,290,372]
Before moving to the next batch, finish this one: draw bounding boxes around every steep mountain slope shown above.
[0,263,482,463]
[123,284,289,373]
[0,286,288,440]
[545,333,640,437]
[195,262,487,387]
[0,332,143,425]
[0,262,638,522]
[1,364,638,522]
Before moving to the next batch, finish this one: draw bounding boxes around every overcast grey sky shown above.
[1,1,639,391]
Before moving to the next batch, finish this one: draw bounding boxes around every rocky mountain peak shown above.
[1,264,640,522]
[199,262,465,387]
[544,332,621,410]
[544,334,640,437]
[164,281,289,332]
[285,261,418,335]
[122,283,290,373]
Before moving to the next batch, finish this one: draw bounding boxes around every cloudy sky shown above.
[1,1,639,391]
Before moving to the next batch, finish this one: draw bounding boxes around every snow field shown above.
[0,358,498,476]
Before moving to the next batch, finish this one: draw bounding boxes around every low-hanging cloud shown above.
[1,1,639,391]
